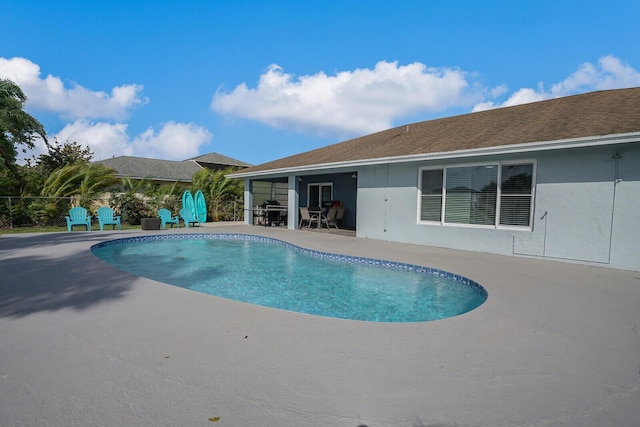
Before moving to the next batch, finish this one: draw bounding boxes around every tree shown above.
[30,139,93,176]
[20,139,94,196]
[0,79,47,180]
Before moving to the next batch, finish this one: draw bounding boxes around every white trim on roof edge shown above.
[228,132,640,179]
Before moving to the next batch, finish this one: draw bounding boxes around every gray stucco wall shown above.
[356,143,640,271]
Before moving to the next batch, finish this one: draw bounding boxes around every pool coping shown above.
[1,223,639,426]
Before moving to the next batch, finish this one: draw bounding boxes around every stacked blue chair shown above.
[195,190,207,223]
[158,208,179,228]
[179,208,201,228]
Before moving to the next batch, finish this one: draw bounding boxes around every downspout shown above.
[608,153,622,263]
[383,164,389,232]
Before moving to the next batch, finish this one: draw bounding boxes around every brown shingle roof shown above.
[237,87,640,175]
[186,152,252,168]
[96,152,252,181]
[96,156,202,181]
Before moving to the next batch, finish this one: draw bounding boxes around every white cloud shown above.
[3,57,213,163]
[213,56,639,136]
[0,56,147,120]
[54,121,132,160]
[130,122,212,160]
[52,120,211,161]
[212,61,482,137]
[19,121,212,163]
[474,55,640,111]
[551,55,640,95]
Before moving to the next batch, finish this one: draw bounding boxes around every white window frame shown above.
[417,160,536,230]
[307,182,333,208]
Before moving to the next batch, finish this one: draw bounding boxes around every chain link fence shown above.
[0,196,244,230]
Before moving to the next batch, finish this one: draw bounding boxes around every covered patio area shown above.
[243,170,358,231]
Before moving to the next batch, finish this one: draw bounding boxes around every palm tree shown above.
[191,167,243,221]
[76,164,121,207]
[42,163,120,207]
[120,176,150,194]
[144,180,184,214]
[41,163,84,198]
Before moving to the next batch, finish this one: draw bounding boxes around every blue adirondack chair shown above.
[179,208,201,228]
[158,208,179,228]
[97,206,121,231]
[66,207,92,231]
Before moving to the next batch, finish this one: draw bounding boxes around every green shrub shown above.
[110,193,147,225]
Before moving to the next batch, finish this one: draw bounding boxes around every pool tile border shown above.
[91,233,488,298]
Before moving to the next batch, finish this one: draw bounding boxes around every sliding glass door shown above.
[308,183,333,209]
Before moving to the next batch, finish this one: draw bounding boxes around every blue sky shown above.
[2,1,639,166]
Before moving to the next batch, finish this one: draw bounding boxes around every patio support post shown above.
[287,174,299,230]
[244,179,253,225]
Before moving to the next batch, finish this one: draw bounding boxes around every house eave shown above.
[227,132,640,179]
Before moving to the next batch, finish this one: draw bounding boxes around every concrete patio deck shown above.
[1,223,639,426]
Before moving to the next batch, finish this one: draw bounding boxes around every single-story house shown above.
[229,87,640,271]
[96,152,252,185]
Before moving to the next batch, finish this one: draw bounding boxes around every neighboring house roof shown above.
[96,156,203,182]
[96,152,252,182]
[230,87,640,178]
[186,152,253,169]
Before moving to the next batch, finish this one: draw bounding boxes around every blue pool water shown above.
[91,234,487,322]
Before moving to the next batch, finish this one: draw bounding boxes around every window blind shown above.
[499,164,533,226]
[445,166,497,225]
[420,169,443,221]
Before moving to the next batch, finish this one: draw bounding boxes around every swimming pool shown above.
[91,234,487,322]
